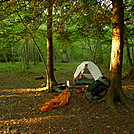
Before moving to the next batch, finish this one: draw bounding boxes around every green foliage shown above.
[0,0,133,68]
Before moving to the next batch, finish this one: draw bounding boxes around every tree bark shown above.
[46,0,57,92]
[123,38,134,80]
[124,66,134,80]
[103,0,128,109]
[125,38,134,67]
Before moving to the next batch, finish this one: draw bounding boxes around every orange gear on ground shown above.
[39,88,71,112]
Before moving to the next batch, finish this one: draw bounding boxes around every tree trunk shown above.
[33,45,37,66]
[25,37,29,67]
[62,49,69,63]
[46,1,57,92]
[132,47,134,62]
[33,45,39,66]
[103,0,128,109]
[124,66,134,80]
[123,38,134,80]
[11,46,15,63]
[125,38,133,67]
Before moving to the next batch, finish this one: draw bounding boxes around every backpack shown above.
[85,76,110,101]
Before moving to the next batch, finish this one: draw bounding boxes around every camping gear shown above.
[73,61,103,85]
[85,76,110,101]
[53,82,71,92]
[39,88,71,112]
[66,80,70,87]
[75,88,86,93]
[54,85,67,92]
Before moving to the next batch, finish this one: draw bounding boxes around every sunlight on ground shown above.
[0,93,42,98]
[0,88,38,93]
[22,114,75,124]
[0,88,44,98]
[0,87,70,123]
[0,111,37,117]
[0,114,75,123]
[122,85,134,91]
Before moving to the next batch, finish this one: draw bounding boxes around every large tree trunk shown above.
[46,0,57,92]
[103,0,128,109]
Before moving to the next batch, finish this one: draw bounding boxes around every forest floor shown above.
[0,65,134,134]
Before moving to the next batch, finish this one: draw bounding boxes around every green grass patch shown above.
[0,62,21,72]
[0,62,79,76]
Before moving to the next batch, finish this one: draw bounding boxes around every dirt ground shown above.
[0,70,134,134]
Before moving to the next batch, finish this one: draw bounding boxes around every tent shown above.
[73,61,103,84]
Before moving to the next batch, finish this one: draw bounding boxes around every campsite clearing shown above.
[0,67,134,134]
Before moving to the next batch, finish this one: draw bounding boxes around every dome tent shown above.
[73,61,103,84]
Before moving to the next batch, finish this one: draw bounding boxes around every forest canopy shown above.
[0,0,133,68]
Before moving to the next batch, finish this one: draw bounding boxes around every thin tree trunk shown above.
[33,45,37,66]
[125,38,133,67]
[17,11,51,90]
[46,0,57,92]
[132,47,134,62]
[125,46,134,80]
[3,53,8,62]
[123,38,134,80]
[25,37,29,68]
[21,46,26,70]
[33,44,39,66]
[11,45,15,63]
[62,49,69,63]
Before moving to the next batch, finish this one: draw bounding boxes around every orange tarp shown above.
[39,88,71,112]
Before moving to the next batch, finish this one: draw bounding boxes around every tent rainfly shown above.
[73,61,103,81]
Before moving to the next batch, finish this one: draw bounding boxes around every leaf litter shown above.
[0,71,134,134]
